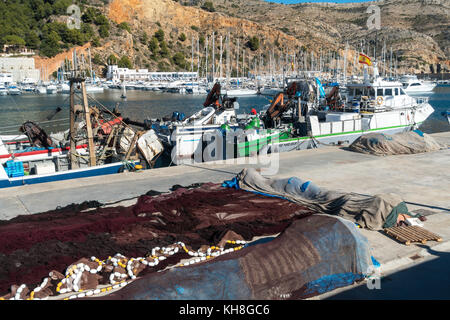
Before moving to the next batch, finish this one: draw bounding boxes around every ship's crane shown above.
[203,83,238,110]
[262,82,298,128]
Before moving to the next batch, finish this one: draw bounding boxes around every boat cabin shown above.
[344,80,415,112]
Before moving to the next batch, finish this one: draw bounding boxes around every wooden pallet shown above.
[384,225,442,246]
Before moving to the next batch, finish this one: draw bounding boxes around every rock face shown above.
[36,0,449,76]
[210,0,449,74]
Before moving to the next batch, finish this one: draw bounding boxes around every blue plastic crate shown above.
[5,161,24,178]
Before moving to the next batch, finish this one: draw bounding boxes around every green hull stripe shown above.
[237,123,421,152]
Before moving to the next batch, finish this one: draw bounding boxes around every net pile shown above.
[349,130,446,156]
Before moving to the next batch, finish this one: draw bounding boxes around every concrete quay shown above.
[0,131,449,299]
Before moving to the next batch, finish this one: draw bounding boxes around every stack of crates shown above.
[4,160,25,178]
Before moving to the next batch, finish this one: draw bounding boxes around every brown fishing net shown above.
[0,183,314,298]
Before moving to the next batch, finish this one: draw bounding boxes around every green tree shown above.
[118,55,133,68]
[118,22,131,33]
[247,36,260,51]
[141,32,148,44]
[98,25,110,38]
[149,36,159,54]
[3,35,26,46]
[92,53,102,65]
[172,52,186,68]
[91,37,101,47]
[94,14,109,27]
[201,1,215,12]
[154,29,165,42]
[178,33,187,42]
[40,31,61,57]
[25,31,40,50]
[107,54,118,65]
[81,7,100,23]
[159,41,169,58]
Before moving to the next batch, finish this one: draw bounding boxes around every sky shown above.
[265,0,376,4]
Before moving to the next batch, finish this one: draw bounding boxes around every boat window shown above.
[385,88,393,96]
[394,88,399,95]
[376,88,383,97]
[400,88,406,95]
[354,88,363,96]
[411,83,421,86]
[368,88,375,97]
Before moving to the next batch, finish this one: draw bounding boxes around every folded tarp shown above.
[232,168,416,231]
[349,130,445,156]
[96,214,373,300]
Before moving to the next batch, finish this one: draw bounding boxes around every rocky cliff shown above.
[36,0,450,77]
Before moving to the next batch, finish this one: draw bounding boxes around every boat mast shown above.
[69,49,96,168]
[212,32,215,82]
[197,37,200,83]
[205,35,208,82]
[219,35,223,81]
[226,32,230,89]
[191,36,194,73]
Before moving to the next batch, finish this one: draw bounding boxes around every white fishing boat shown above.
[400,75,437,93]
[154,83,239,163]
[237,63,434,157]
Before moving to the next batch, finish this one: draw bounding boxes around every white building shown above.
[106,65,198,82]
[0,73,13,85]
[0,57,40,83]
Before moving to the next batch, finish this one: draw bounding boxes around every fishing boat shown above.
[154,83,239,163]
[236,63,435,157]
[0,69,163,189]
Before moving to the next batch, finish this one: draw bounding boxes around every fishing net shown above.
[0,183,313,298]
[349,130,446,156]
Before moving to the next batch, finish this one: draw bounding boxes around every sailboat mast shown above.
[212,32,215,81]
[219,35,223,81]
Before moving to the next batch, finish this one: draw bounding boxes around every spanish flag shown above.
[358,53,372,66]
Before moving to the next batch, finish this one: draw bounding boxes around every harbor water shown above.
[0,87,449,136]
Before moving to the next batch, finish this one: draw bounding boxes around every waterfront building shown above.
[106,65,198,82]
[0,57,40,83]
